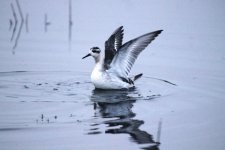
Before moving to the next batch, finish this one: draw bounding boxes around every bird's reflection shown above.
[89,89,160,150]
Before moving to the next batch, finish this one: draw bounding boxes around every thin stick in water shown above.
[44,14,51,32]
[145,76,177,86]
[25,13,29,33]
[13,0,24,50]
[156,118,162,144]
[10,3,18,42]
[68,0,73,42]
[9,19,13,31]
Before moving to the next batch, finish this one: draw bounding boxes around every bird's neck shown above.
[94,55,104,71]
[94,55,100,63]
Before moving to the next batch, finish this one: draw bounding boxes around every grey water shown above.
[0,71,165,150]
[1,0,225,150]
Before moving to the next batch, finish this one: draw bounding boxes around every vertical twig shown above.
[44,14,50,32]
[10,3,18,42]
[44,14,47,32]
[68,0,73,42]
[13,0,24,50]
[9,19,13,31]
[156,118,162,144]
[25,13,29,33]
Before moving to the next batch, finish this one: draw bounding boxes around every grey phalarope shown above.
[82,26,162,90]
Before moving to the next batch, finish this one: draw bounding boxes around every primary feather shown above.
[104,26,124,69]
[109,30,163,78]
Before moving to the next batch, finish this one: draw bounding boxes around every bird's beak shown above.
[82,53,91,59]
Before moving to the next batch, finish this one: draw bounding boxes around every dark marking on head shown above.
[91,47,101,53]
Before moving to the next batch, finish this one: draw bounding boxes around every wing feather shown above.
[109,30,163,77]
[104,26,124,69]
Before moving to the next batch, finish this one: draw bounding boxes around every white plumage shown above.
[82,26,162,90]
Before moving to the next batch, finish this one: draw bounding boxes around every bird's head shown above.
[82,47,101,60]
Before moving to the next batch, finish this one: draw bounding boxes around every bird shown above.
[82,26,163,90]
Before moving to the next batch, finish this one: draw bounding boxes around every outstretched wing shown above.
[104,26,124,69]
[109,30,163,77]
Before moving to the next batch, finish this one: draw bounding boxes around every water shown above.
[0,71,167,150]
[1,0,225,150]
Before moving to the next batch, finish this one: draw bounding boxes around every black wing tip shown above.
[139,29,163,40]
[117,26,124,33]
[119,26,124,33]
[119,26,124,29]
[145,29,163,40]
[115,26,124,32]
[153,30,163,35]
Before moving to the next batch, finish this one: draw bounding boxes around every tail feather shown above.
[134,73,143,81]
[123,73,143,85]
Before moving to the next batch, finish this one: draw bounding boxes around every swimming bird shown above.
[82,26,162,90]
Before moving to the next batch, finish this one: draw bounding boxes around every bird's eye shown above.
[92,48,100,53]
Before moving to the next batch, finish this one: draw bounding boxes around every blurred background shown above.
[0,0,224,73]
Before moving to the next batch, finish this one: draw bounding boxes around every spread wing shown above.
[109,30,163,78]
[104,26,124,69]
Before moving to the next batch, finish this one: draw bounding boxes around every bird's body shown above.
[89,54,133,89]
[82,26,162,90]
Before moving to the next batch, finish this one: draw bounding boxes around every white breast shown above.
[91,63,106,88]
[91,64,132,90]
